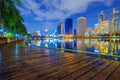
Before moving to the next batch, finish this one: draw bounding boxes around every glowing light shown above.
[85,40,90,44]
[24,35,28,38]
[114,57,118,61]
[55,44,57,47]
[69,34,73,37]
[8,33,11,35]
[15,34,19,37]
[45,44,48,48]
[0,29,3,32]
[94,50,99,53]
[45,29,48,32]
[4,32,7,34]
[69,39,73,42]
[65,35,68,38]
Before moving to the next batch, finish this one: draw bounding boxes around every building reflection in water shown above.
[33,40,41,46]
[86,41,119,55]
[45,43,48,48]
[32,39,120,56]
[87,41,93,48]
[72,40,77,50]
[99,42,109,54]
[65,41,73,49]
[57,41,64,48]
[76,40,86,51]
[109,42,118,55]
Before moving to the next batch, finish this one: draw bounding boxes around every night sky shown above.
[18,0,120,35]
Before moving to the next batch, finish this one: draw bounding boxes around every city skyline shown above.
[18,0,120,34]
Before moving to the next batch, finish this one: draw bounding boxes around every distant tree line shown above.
[0,0,27,36]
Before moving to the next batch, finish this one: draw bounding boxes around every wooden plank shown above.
[0,50,70,68]
[60,59,107,80]
[91,61,120,80]
[37,58,99,80]
[0,51,75,75]
[10,56,92,80]
[108,62,120,80]
[75,60,113,80]
[0,52,80,72]
[1,48,74,64]
[0,54,87,79]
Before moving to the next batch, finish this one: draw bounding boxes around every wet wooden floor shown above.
[0,45,120,80]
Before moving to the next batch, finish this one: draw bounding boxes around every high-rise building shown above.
[110,8,119,33]
[98,11,105,23]
[94,20,109,35]
[56,24,61,35]
[76,17,86,36]
[94,24,100,34]
[100,20,109,34]
[60,22,64,35]
[65,18,73,35]
[97,11,109,34]
[74,29,76,36]
[57,22,64,36]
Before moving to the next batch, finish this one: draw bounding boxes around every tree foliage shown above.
[0,0,27,36]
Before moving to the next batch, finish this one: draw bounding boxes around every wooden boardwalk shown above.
[0,46,120,80]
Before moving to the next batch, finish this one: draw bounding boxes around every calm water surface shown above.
[0,39,120,62]
[32,39,120,61]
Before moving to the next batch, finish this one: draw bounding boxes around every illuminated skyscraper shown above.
[60,22,64,35]
[74,29,76,36]
[98,11,110,34]
[77,17,86,36]
[65,18,73,35]
[100,20,109,34]
[57,22,64,36]
[98,11,105,23]
[94,24,100,34]
[110,8,119,33]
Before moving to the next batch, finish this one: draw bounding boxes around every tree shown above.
[0,0,27,37]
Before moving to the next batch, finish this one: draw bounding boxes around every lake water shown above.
[32,39,120,61]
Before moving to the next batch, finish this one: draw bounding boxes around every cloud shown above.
[20,0,107,21]
[105,0,114,6]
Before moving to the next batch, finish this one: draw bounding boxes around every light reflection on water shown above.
[32,39,120,61]
[14,43,21,62]
[0,52,2,64]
